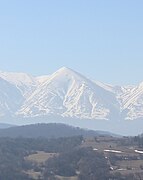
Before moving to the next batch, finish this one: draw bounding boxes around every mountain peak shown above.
[57,67,75,74]
[53,67,88,82]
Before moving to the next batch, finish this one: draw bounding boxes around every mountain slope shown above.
[0,71,38,97]
[17,67,120,120]
[0,78,24,117]
[120,83,143,120]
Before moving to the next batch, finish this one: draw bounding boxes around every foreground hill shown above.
[0,123,117,138]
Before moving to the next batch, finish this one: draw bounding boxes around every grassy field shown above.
[116,160,143,169]
[26,151,57,164]
[55,175,78,180]
[26,151,58,179]
[26,170,41,180]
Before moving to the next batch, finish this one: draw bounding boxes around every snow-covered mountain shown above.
[0,67,142,122]
[17,67,119,120]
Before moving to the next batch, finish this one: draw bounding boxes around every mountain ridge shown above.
[0,67,142,124]
[0,123,118,138]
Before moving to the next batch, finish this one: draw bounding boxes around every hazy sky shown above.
[0,0,143,85]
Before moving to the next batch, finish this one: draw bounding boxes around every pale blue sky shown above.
[0,0,143,85]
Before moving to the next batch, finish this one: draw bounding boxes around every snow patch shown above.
[104,149,122,153]
[135,150,143,154]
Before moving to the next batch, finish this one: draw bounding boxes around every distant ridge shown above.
[0,123,15,129]
[0,123,118,138]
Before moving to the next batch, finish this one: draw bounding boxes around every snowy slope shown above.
[0,71,38,97]
[36,75,50,83]
[17,67,120,120]
[120,83,143,120]
[0,78,24,117]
